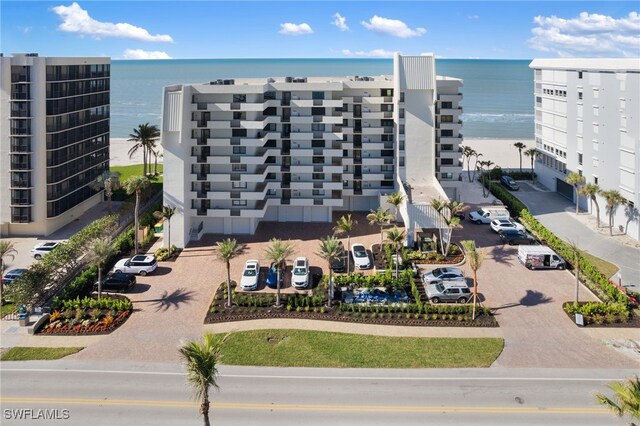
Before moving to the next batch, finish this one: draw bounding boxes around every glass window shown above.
[232,164,247,171]
[232,146,246,154]
[232,94,246,103]
[312,92,325,100]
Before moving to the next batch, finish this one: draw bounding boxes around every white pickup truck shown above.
[468,206,510,224]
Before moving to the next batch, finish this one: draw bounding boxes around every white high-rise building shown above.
[0,54,110,237]
[162,54,463,247]
[529,59,640,241]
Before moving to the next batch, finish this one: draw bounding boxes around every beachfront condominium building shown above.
[0,54,110,236]
[529,59,640,241]
[162,53,463,246]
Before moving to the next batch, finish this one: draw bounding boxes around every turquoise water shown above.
[110,58,533,139]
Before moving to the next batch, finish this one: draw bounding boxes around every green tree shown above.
[178,333,229,426]
[596,376,640,426]
[123,175,150,254]
[0,240,18,302]
[565,239,583,307]
[154,205,177,250]
[578,183,602,227]
[316,236,343,307]
[214,239,245,308]
[460,240,484,320]
[89,171,121,213]
[514,141,526,173]
[128,123,160,177]
[386,226,405,280]
[263,238,295,308]
[88,237,116,300]
[566,172,586,215]
[386,192,404,224]
[600,189,627,236]
[524,148,537,182]
[333,214,356,273]
[367,207,394,249]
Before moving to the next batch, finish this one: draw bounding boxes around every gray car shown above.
[422,267,464,284]
[425,280,471,303]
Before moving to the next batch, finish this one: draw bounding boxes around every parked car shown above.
[422,267,464,284]
[499,229,537,245]
[490,219,525,233]
[500,175,520,191]
[291,257,309,289]
[240,260,260,291]
[351,244,371,269]
[31,241,62,260]
[265,262,283,289]
[468,207,510,224]
[331,241,346,272]
[113,255,158,276]
[2,268,27,285]
[94,273,136,293]
[425,280,471,303]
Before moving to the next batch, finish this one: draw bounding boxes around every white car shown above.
[291,257,309,289]
[351,244,371,269]
[31,242,62,260]
[490,219,525,233]
[113,255,158,276]
[422,267,464,284]
[240,260,260,291]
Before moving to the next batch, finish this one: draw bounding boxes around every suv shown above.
[500,175,519,191]
[499,229,537,245]
[95,273,136,293]
[425,280,471,303]
[31,242,62,260]
[113,255,158,276]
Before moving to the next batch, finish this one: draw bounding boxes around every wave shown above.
[461,113,534,123]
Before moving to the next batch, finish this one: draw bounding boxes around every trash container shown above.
[18,312,30,327]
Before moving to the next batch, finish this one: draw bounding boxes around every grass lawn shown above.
[1,302,16,319]
[579,250,618,279]
[217,330,504,368]
[110,164,163,183]
[1,347,83,361]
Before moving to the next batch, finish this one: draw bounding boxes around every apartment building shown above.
[162,53,462,246]
[529,59,640,241]
[0,54,110,236]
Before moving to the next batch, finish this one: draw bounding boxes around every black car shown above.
[499,229,537,245]
[331,256,345,273]
[95,273,136,293]
[500,175,520,191]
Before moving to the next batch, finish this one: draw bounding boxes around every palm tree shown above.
[460,240,484,320]
[514,142,526,173]
[431,199,463,256]
[334,214,356,274]
[128,123,161,177]
[565,239,582,307]
[123,176,150,254]
[430,198,447,256]
[154,205,177,250]
[0,240,18,302]
[471,151,483,182]
[386,226,405,280]
[601,190,626,236]
[578,183,602,227]
[596,376,640,425]
[263,238,295,308]
[178,333,229,426]
[88,237,116,300]
[478,160,494,197]
[386,192,404,224]
[89,171,121,213]
[214,239,245,307]
[566,172,585,215]
[524,148,537,182]
[367,207,394,249]
[316,236,343,307]
[461,145,477,182]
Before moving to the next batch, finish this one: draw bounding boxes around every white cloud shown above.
[341,49,396,58]
[361,15,426,38]
[468,15,480,20]
[279,22,313,36]
[52,2,173,42]
[529,11,640,57]
[333,13,349,31]
[122,49,172,60]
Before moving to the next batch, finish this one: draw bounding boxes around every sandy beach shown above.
[109,137,164,167]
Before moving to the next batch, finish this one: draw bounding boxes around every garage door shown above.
[556,178,574,201]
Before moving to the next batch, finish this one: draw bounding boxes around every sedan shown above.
[265,262,283,289]
[490,219,525,233]
[291,257,309,289]
[240,260,260,291]
[422,267,464,284]
[351,244,371,270]
[499,230,537,245]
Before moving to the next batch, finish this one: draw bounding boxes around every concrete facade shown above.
[530,58,640,241]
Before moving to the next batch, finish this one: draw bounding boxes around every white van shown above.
[518,245,566,270]
[468,206,510,224]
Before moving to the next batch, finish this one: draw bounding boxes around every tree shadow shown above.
[493,290,553,311]
[137,287,196,312]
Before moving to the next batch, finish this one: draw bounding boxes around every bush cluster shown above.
[333,269,414,292]
[486,167,535,181]
[338,301,490,317]
[563,302,630,325]
[59,296,133,312]
[155,245,177,261]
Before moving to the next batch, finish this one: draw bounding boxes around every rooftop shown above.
[529,58,640,72]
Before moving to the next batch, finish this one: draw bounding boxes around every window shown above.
[441,115,453,123]
[578,92,583,100]
[233,112,245,120]
[342,103,348,112]
[312,189,325,196]
[578,71,583,79]
[312,91,325,100]
[311,107,325,116]
[312,173,325,180]
[232,181,247,189]
[381,88,393,97]
[441,158,454,165]
[232,146,246,154]
[441,101,453,109]
[441,130,453,137]
[593,176,598,184]
[311,123,325,131]
[232,164,247,171]
[232,129,247,137]
[232,200,247,206]
[312,156,325,164]
[441,144,453,151]
[312,139,325,148]
[399,92,405,102]
[232,94,246,103]
[441,172,453,180]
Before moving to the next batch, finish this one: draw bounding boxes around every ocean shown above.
[110,58,534,139]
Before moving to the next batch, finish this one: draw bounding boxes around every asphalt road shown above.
[1,361,634,426]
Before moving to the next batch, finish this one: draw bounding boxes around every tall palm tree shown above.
[524,148,537,182]
[460,240,484,320]
[386,226,405,280]
[565,239,582,307]
[367,207,394,249]
[386,192,404,224]
[478,160,494,197]
[601,190,626,236]
[578,183,602,227]
[566,172,585,215]
[333,214,356,274]
[154,205,177,250]
[0,240,18,302]
[214,239,245,307]
[263,238,295,308]
[123,176,150,254]
[513,142,526,173]
[178,333,229,426]
[128,123,161,177]
[471,151,483,182]
[443,200,465,256]
[316,236,343,307]
[430,198,447,256]
[461,145,477,182]
[88,237,116,300]
[89,171,121,213]
[596,376,640,425]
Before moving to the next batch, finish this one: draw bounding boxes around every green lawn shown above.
[1,302,16,319]
[217,330,504,368]
[580,250,618,279]
[110,164,163,183]
[1,347,83,361]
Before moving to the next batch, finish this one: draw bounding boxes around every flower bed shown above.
[37,296,133,335]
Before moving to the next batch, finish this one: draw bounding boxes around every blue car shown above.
[265,262,283,289]
[2,268,27,285]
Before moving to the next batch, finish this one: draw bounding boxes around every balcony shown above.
[10,162,31,171]
[11,179,32,188]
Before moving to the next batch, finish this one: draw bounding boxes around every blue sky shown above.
[2,1,638,59]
